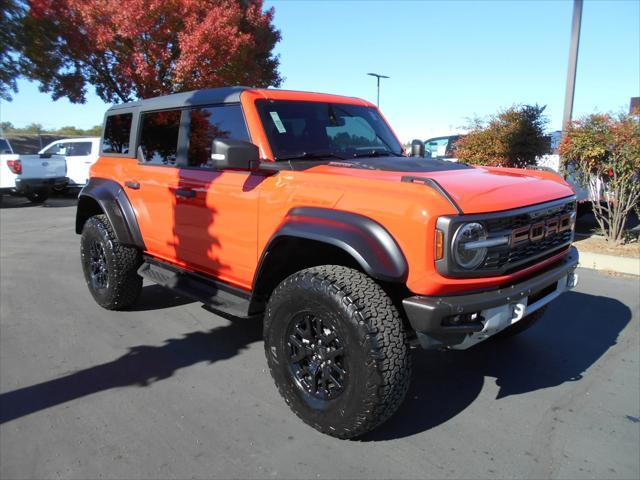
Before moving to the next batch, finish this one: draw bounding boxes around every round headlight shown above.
[452,222,488,270]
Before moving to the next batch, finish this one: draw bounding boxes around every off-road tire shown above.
[264,265,411,439]
[26,188,49,203]
[494,306,548,340]
[80,214,142,310]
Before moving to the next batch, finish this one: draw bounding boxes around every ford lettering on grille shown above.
[511,213,574,245]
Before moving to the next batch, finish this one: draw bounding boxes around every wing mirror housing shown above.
[210,138,259,170]
[410,139,425,157]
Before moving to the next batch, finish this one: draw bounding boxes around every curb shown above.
[576,248,640,276]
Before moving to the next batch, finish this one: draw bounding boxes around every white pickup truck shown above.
[0,137,68,203]
[38,137,100,189]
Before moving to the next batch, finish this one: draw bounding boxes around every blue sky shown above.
[1,0,638,142]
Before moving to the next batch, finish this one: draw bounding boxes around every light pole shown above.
[367,73,389,107]
[562,0,583,132]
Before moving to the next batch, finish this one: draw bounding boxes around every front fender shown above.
[260,207,408,283]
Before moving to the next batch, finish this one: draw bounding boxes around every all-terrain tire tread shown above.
[265,265,411,439]
[82,214,142,310]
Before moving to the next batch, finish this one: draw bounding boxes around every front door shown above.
[172,105,259,289]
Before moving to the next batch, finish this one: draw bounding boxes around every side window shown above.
[187,105,250,167]
[425,138,448,159]
[43,142,65,155]
[67,142,92,156]
[103,113,132,154]
[139,110,181,165]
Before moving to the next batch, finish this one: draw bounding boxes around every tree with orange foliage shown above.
[18,0,281,103]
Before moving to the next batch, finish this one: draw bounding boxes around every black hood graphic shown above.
[283,156,473,172]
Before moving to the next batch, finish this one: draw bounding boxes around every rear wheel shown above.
[26,188,49,203]
[80,214,142,310]
[264,265,411,439]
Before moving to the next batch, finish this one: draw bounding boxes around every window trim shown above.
[101,111,136,157]
[182,102,251,170]
[135,107,184,167]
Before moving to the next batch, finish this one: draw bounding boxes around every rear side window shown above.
[187,105,250,167]
[68,142,92,156]
[103,113,132,154]
[139,110,181,165]
[0,139,12,154]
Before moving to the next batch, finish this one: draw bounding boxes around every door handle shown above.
[174,188,196,198]
[125,181,140,190]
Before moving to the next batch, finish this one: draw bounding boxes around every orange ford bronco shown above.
[76,87,579,438]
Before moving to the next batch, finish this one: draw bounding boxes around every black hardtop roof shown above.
[106,86,250,113]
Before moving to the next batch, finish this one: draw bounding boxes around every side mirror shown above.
[210,138,259,170]
[410,139,425,157]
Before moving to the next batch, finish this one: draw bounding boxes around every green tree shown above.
[559,112,640,245]
[455,105,550,168]
[0,121,15,132]
[0,0,26,100]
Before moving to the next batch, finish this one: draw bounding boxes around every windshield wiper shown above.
[275,151,347,161]
[351,149,403,158]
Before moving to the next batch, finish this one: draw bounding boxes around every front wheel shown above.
[264,265,411,439]
[80,214,142,310]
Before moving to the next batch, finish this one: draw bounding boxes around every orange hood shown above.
[305,158,575,214]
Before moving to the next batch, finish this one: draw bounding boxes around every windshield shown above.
[256,100,403,160]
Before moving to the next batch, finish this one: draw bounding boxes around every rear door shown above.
[120,109,183,263]
[64,141,95,186]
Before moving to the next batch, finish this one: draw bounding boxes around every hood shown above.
[303,156,574,214]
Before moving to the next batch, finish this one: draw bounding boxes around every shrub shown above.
[559,112,640,245]
[455,104,550,168]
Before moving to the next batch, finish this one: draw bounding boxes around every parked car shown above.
[39,137,100,190]
[1,137,67,203]
[76,87,579,439]
[424,134,462,162]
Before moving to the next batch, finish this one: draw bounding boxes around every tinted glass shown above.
[187,105,249,167]
[139,110,181,165]
[0,139,11,153]
[102,113,132,154]
[256,100,403,160]
[68,142,92,156]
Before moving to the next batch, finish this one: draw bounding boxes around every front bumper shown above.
[15,176,68,193]
[403,247,579,350]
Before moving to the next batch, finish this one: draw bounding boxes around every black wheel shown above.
[264,265,411,439]
[494,306,548,340]
[80,214,142,310]
[26,188,49,203]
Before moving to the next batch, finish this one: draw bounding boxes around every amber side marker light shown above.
[435,229,444,260]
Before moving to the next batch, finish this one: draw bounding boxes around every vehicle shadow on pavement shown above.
[0,194,78,209]
[0,316,263,425]
[126,284,197,311]
[363,290,632,441]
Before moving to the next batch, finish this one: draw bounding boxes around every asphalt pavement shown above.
[1,194,639,479]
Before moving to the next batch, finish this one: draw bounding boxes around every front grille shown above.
[480,200,576,273]
[484,201,576,233]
